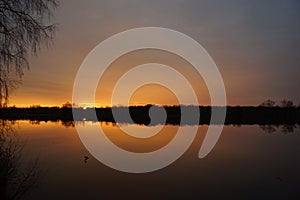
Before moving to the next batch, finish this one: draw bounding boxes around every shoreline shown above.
[1,105,299,125]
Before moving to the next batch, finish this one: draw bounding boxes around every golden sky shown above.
[9,0,300,107]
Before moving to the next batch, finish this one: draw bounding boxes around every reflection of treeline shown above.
[260,124,299,134]
[0,105,299,125]
[27,120,298,134]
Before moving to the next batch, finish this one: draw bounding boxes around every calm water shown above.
[3,121,300,199]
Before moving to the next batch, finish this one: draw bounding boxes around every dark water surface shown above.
[5,121,300,199]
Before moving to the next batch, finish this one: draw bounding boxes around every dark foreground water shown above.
[2,121,300,199]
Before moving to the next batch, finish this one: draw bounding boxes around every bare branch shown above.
[0,0,58,107]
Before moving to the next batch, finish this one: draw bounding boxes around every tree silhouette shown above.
[62,101,72,108]
[280,99,294,107]
[0,0,58,107]
[259,99,276,107]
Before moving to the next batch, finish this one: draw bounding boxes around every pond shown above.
[1,120,300,199]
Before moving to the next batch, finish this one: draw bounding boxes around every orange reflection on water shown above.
[102,123,179,153]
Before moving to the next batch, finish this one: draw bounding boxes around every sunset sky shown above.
[10,0,300,107]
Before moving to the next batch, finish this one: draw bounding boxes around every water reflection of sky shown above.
[11,121,300,199]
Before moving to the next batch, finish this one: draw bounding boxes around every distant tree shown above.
[0,0,58,107]
[71,102,79,108]
[29,104,41,108]
[259,99,276,107]
[280,99,294,107]
[62,102,72,108]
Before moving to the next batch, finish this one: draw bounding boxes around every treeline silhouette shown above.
[0,105,299,125]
